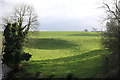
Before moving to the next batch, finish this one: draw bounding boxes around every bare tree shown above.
[102,0,120,23]
[3,3,39,31]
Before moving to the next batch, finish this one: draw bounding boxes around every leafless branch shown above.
[103,0,120,23]
[3,3,39,31]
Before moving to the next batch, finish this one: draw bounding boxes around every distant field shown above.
[16,31,106,78]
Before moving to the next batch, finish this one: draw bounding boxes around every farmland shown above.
[16,31,106,78]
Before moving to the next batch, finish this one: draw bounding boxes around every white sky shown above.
[0,0,105,31]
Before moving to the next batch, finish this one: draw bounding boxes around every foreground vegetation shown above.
[14,31,106,78]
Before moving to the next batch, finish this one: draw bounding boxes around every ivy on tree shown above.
[2,22,32,69]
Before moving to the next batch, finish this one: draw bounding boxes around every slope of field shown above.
[17,31,106,78]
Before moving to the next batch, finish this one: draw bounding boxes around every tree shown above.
[92,27,97,32]
[2,22,32,70]
[102,0,120,78]
[84,29,88,32]
[2,3,39,70]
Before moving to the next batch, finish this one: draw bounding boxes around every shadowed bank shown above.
[25,38,77,50]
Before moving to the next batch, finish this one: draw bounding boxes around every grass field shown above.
[16,31,106,78]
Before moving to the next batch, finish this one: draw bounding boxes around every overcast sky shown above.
[0,0,105,31]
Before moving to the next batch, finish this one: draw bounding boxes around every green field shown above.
[17,31,106,78]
